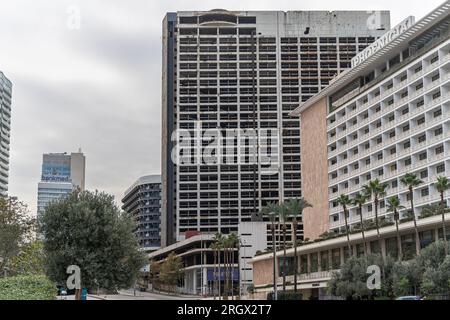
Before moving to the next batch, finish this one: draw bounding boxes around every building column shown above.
[328,249,333,270]
[434,227,440,241]
[317,252,322,272]
[381,239,387,260]
[307,253,311,273]
[203,267,208,296]
[340,247,345,265]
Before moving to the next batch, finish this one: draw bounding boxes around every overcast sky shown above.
[0,0,444,213]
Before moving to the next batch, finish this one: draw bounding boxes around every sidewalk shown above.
[118,289,200,300]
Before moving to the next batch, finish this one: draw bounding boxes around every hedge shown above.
[0,274,56,300]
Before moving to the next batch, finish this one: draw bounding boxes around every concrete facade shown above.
[122,175,162,251]
[300,98,330,240]
[0,71,11,196]
[37,150,86,218]
[161,9,390,246]
[292,2,450,238]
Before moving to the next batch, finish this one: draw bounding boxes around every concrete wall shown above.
[238,222,268,290]
[300,98,330,240]
[70,152,85,190]
[252,258,274,287]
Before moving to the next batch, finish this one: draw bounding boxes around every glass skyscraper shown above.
[37,150,86,218]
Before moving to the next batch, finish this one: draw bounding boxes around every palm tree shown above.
[212,232,224,299]
[228,233,239,299]
[209,242,218,299]
[261,202,279,300]
[285,198,312,293]
[336,194,353,258]
[363,179,388,240]
[352,192,369,256]
[435,176,450,255]
[400,173,423,255]
[277,202,289,292]
[222,235,231,300]
[386,196,405,261]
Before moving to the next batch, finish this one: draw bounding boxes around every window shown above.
[417,117,425,125]
[404,141,410,149]
[402,108,409,115]
[419,152,427,161]
[238,16,256,24]
[434,109,442,117]
[405,158,411,166]
[420,170,428,179]
[403,124,410,132]
[418,135,426,142]
[421,188,429,197]
[436,164,445,174]
[433,91,441,99]
[435,127,443,136]
[392,180,398,188]
[435,145,444,155]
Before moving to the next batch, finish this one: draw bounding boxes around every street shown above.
[58,289,202,300]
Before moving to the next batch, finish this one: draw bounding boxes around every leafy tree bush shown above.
[0,274,56,300]
[159,252,183,292]
[0,197,35,276]
[40,190,146,293]
[8,241,45,276]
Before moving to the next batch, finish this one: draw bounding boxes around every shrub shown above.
[0,274,56,300]
[269,291,302,300]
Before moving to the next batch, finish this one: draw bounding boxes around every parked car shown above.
[395,296,423,300]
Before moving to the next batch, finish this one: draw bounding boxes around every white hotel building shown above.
[248,2,450,300]
[292,1,450,239]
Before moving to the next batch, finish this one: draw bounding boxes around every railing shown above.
[328,54,450,131]
[328,79,449,147]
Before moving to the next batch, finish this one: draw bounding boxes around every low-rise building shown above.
[122,175,162,252]
[148,232,238,296]
[251,213,450,299]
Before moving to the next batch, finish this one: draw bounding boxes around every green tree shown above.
[285,198,312,293]
[0,197,35,277]
[421,256,450,296]
[0,274,56,300]
[261,202,279,300]
[434,176,450,255]
[336,194,353,258]
[40,190,146,298]
[8,241,45,276]
[400,173,423,256]
[328,255,381,300]
[212,232,224,299]
[159,252,183,293]
[363,179,388,241]
[386,197,405,261]
[277,202,289,292]
[352,192,369,256]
